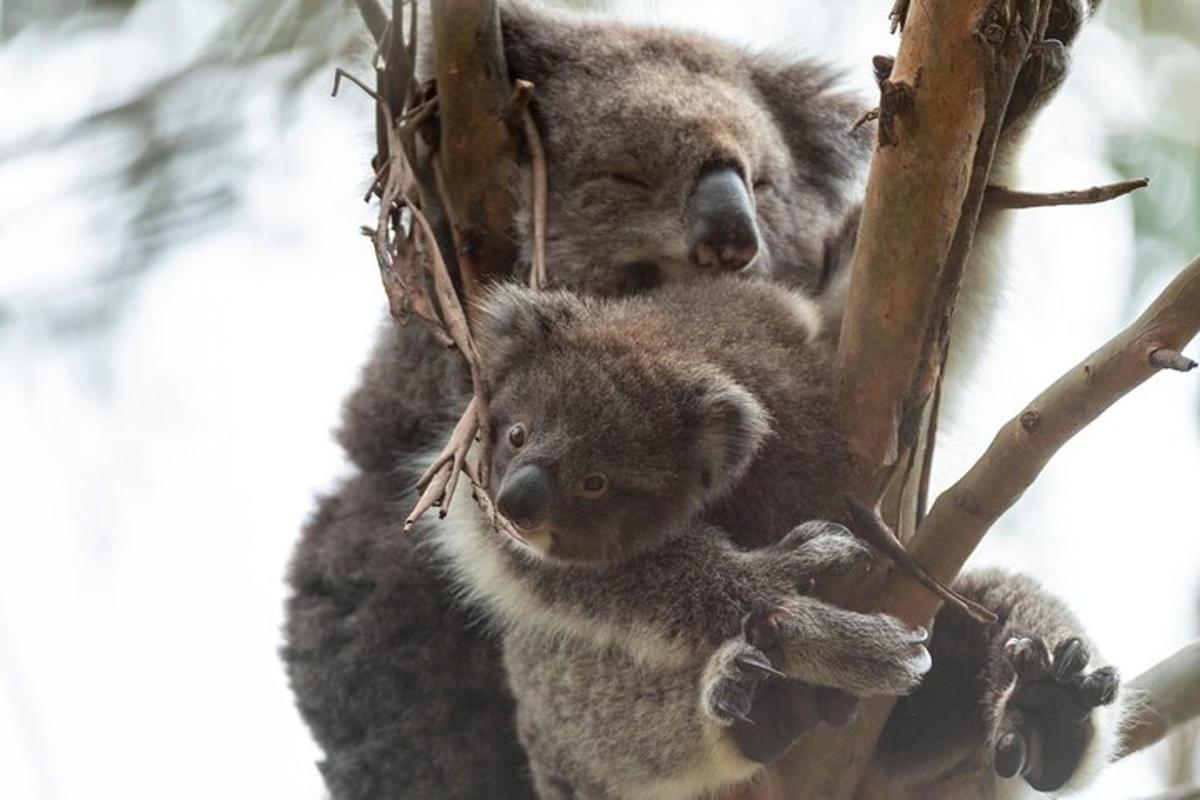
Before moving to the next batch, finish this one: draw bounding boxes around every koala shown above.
[282,2,1118,798]
[423,278,930,798]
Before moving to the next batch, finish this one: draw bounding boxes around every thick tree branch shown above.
[431,0,522,300]
[1117,641,1200,759]
[778,2,1054,795]
[834,0,1048,506]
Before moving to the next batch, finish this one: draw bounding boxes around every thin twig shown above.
[332,68,381,103]
[843,497,996,624]
[522,106,549,290]
[406,398,480,529]
[984,177,1149,210]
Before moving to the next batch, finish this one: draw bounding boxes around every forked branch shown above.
[879,253,1200,626]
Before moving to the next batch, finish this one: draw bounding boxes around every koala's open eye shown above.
[507,423,528,449]
[580,473,608,496]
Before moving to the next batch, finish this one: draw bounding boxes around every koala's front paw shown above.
[764,520,872,590]
[744,603,932,698]
[704,638,860,765]
[702,640,784,727]
[993,636,1120,792]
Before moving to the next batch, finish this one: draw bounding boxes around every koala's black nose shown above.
[496,464,554,527]
[687,165,760,272]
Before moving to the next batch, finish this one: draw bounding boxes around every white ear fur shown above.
[697,376,772,502]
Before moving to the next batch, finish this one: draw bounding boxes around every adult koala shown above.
[283,2,1116,798]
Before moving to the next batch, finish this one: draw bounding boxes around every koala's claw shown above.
[734,648,786,680]
[994,635,1120,792]
[703,641,776,728]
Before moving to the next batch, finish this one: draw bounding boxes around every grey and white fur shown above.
[282,1,1121,797]
[427,278,928,798]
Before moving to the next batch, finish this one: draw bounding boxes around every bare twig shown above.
[984,177,1149,210]
[406,398,480,529]
[843,497,996,624]
[1117,641,1200,759]
[332,67,381,102]
[523,107,549,290]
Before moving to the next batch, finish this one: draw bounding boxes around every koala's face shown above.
[479,285,770,566]
[486,349,700,564]
[500,5,870,297]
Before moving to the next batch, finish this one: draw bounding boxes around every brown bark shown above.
[777,1,1057,794]
[431,0,522,302]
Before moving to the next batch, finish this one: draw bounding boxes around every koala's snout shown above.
[496,464,554,528]
[687,165,760,272]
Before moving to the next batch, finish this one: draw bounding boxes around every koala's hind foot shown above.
[993,635,1120,792]
[702,638,859,765]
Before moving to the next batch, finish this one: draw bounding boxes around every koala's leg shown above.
[283,471,534,800]
[868,567,1121,799]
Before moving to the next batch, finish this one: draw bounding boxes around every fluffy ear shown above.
[498,1,577,85]
[475,283,583,379]
[750,57,871,208]
[696,375,772,502]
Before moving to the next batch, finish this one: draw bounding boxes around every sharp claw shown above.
[715,697,754,726]
[1078,666,1120,707]
[734,650,787,680]
[906,626,929,644]
[1052,637,1089,681]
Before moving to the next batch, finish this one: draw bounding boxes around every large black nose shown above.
[687,166,760,272]
[496,464,554,526]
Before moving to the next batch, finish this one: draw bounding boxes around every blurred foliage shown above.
[0,0,368,335]
[1099,0,1200,312]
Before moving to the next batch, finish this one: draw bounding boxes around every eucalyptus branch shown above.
[984,177,1149,210]
[1117,641,1200,759]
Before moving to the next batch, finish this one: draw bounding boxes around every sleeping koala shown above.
[429,277,930,799]
[283,2,1117,798]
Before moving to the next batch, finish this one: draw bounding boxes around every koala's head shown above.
[497,2,870,296]
[477,283,772,565]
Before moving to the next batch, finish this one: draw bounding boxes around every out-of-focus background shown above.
[1,1,1196,797]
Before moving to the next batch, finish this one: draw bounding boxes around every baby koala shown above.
[431,276,932,799]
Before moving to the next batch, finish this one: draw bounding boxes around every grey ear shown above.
[750,57,870,206]
[476,283,582,380]
[696,376,772,502]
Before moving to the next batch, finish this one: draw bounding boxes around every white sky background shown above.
[0,1,1197,798]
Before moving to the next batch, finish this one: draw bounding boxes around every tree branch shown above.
[1117,641,1200,759]
[431,0,523,301]
[878,254,1200,626]
[984,177,1149,210]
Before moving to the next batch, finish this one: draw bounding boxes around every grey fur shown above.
[431,278,929,798]
[282,1,1115,798]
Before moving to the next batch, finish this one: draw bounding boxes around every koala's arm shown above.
[869,567,1122,798]
[438,508,929,695]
